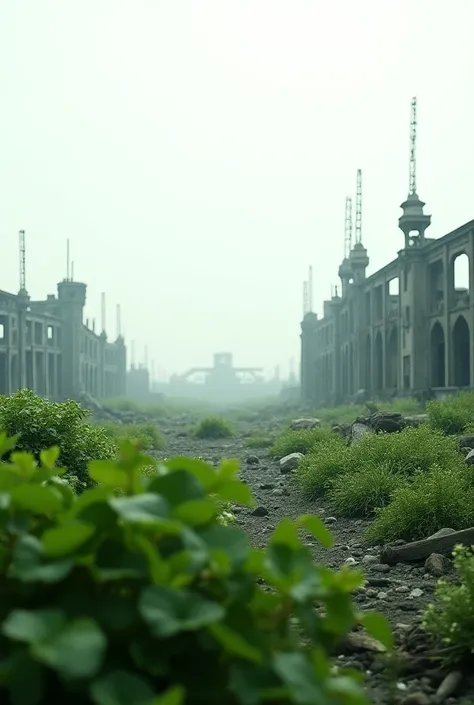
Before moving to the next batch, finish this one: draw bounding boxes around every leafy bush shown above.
[100,421,165,450]
[297,425,463,505]
[423,545,474,664]
[271,427,334,459]
[427,392,474,435]
[365,464,474,543]
[0,390,115,487]
[329,464,407,518]
[194,416,234,439]
[0,432,392,705]
[244,434,273,449]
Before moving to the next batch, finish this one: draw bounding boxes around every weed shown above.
[194,416,234,439]
[271,426,334,458]
[427,392,474,435]
[330,463,407,517]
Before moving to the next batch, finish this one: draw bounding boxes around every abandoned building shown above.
[0,277,127,400]
[300,99,474,406]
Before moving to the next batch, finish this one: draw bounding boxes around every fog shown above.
[1,0,473,380]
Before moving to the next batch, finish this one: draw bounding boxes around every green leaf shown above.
[208,622,262,663]
[139,585,225,637]
[200,524,251,569]
[360,611,394,650]
[149,469,205,505]
[42,522,96,558]
[11,535,74,583]
[89,460,130,489]
[270,519,301,549]
[110,494,174,526]
[32,618,107,679]
[160,457,217,489]
[298,514,334,549]
[213,479,255,507]
[2,609,66,643]
[273,651,325,703]
[174,498,216,525]
[39,446,60,469]
[9,484,63,514]
[0,431,18,457]
[10,452,38,479]
[151,686,185,705]
[91,670,155,705]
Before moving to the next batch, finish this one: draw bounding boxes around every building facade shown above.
[300,193,474,406]
[0,278,126,400]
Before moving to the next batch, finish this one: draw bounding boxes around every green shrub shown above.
[423,545,474,664]
[100,421,165,450]
[0,432,392,705]
[297,425,459,504]
[365,464,474,544]
[329,464,407,518]
[194,416,234,439]
[244,434,273,449]
[427,392,474,435]
[271,427,334,459]
[0,390,115,488]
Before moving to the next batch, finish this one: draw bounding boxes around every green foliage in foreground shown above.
[0,433,393,705]
[100,420,165,450]
[427,391,474,435]
[271,427,335,459]
[297,425,472,542]
[194,416,234,439]
[0,389,116,488]
[423,545,474,664]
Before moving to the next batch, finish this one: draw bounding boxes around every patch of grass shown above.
[100,421,165,450]
[329,463,407,518]
[365,464,474,544]
[271,426,335,458]
[423,545,474,665]
[427,391,474,435]
[194,416,234,439]
[296,436,348,498]
[245,434,273,449]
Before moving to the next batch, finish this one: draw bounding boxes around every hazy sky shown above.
[1,1,473,380]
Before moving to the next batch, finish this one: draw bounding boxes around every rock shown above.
[350,422,373,444]
[404,414,428,428]
[325,516,337,524]
[246,455,260,465]
[372,563,391,573]
[424,552,451,577]
[362,554,379,565]
[279,452,304,473]
[345,557,358,566]
[465,448,474,465]
[290,418,321,430]
[459,434,474,450]
[369,411,406,433]
[259,482,275,490]
[409,588,424,598]
[251,506,269,517]
[427,527,456,540]
[395,585,410,594]
[400,692,431,705]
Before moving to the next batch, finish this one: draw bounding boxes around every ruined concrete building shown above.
[300,98,473,406]
[0,277,126,400]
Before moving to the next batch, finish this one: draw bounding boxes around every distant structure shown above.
[0,233,126,399]
[301,97,473,405]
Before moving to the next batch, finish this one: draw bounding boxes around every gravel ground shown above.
[157,420,474,705]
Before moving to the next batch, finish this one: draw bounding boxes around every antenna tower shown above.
[116,304,121,338]
[308,266,313,312]
[409,96,417,195]
[344,197,353,258]
[303,281,309,316]
[101,293,106,333]
[355,169,362,244]
[19,230,26,292]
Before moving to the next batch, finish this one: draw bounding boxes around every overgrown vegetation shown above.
[423,545,474,664]
[297,424,471,542]
[244,434,274,449]
[0,432,392,705]
[194,416,234,439]
[271,426,334,458]
[0,390,116,489]
[100,420,165,450]
[427,391,474,435]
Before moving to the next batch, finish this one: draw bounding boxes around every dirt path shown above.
[161,425,473,705]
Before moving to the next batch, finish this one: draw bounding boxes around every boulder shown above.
[279,452,304,473]
[290,418,321,430]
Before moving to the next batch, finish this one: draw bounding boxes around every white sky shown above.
[1,1,473,380]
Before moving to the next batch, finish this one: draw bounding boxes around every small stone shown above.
[325,516,337,524]
[251,506,269,517]
[377,591,388,600]
[372,563,391,573]
[246,455,260,465]
[400,691,431,705]
[279,452,304,473]
[259,482,275,490]
[366,588,378,598]
[345,557,358,566]
[409,588,424,599]
[362,554,379,565]
[424,552,451,577]
[427,527,456,540]
[290,418,321,430]
[395,585,410,594]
